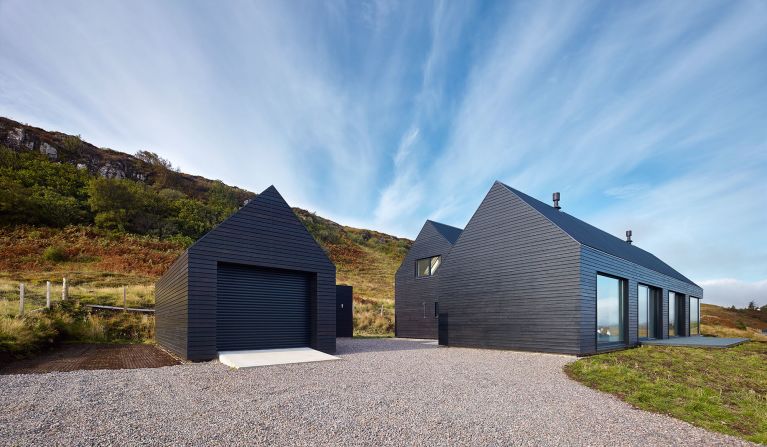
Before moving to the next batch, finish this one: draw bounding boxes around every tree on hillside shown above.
[207,181,240,221]
[135,150,179,189]
[747,301,757,310]
[88,178,171,233]
[0,146,88,226]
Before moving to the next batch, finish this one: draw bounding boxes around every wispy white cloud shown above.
[604,184,649,200]
[0,0,765,295]
[698,279,767,308]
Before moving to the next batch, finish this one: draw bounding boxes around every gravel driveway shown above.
[0,338,755,446]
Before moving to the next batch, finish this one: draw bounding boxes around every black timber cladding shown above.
[336,285,353,337]
[155,251,189,359]
[579,245,701,354]
[428,181,703,355]
[437,183,583,354]
[395,220,462,339]
[155,185,336,361]
[502,183,699,288]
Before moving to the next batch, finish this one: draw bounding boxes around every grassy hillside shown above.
[0,117,410,344]
[701,303,767,341]
[0,222,408,336]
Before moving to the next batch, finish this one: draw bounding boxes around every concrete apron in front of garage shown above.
[218,347,340,369]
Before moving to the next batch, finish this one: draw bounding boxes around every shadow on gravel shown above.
[335,338,441,355]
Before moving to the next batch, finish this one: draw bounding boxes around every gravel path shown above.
[0,338,756,446]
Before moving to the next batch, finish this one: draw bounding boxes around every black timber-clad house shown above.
[155,185,336,361]
[394,220,462,339]
[396,181,703,355]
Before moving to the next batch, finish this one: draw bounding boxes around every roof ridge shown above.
[426,220,463,245]
[496,181,698,288]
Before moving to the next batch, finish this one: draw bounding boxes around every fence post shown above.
[62,277,67,301]
[19,283,25,316]
[46,281,51,308]
[123,286,127,312]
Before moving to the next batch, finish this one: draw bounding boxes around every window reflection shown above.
[597,274,625,345]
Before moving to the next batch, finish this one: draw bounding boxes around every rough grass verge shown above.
[0,301,154,362]
[564,342,767,444]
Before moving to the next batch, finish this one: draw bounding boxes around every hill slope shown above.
[701,303,767,341]
[0,117,410,335]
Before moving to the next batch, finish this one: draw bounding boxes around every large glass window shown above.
[669,292,681,336]
[638,285,659,339]
[597,274,626,345]
[690,297,700,335]
[416,256,441,277]
[638,285,649,338]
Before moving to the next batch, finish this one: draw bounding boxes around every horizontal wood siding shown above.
[580,245,703,354]
[438,182,583,354]
[155,251,188,359]
[182,186,335,361]
[395,222,454,339]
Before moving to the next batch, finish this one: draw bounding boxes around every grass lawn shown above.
[565,342,767,444]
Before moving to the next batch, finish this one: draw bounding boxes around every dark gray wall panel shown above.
[155,251,188,359]
[437,182,583,354]
[395,222,454,339]
[580,245,703,354]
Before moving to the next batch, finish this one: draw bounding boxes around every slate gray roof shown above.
[498,182,698,287]
[427,220,463,245]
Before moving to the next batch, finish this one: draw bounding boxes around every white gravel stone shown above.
[0,338,756,446]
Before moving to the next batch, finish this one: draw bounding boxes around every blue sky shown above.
[1,0,766,306]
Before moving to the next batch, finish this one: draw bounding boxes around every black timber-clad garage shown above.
[155,185,336,361]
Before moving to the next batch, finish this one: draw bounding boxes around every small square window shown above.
[416,259,431,277]
[416,256,441,277]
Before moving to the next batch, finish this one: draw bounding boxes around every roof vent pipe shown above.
[626,230,633,244]
[553,192,561,210]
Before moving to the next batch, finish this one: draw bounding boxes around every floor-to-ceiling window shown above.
[668,292,677,336]
[689,297,701,335]
[638,285,649,338]
[668,292,685,336]
[638,285,659,339]
[597,274,626,345]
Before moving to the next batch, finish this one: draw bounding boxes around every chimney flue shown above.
[626,230,633,244]
[553,192,561,210]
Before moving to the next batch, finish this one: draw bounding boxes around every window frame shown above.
[595,272,628,349]
[415,255,442,278]
[668,291,685,337]
[689,296,701,336]
[637,283,661,340]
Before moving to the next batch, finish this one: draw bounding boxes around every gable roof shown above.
[497,182,698,288]
[189,185,334,267]
[427,220,463,245]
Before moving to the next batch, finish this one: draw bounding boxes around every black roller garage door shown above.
[216,263,310,351]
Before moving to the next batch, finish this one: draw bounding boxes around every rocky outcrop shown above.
[0,117,149,181]
[0,116,253,203]
[40,142,57,159]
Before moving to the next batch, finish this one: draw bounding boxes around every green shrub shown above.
[42,245,69,262]
[0,301,155,359]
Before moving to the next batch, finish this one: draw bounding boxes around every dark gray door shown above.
[216,263,310,351]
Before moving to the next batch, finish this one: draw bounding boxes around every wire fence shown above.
[0,279,155,317]
[0,280,61,316]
